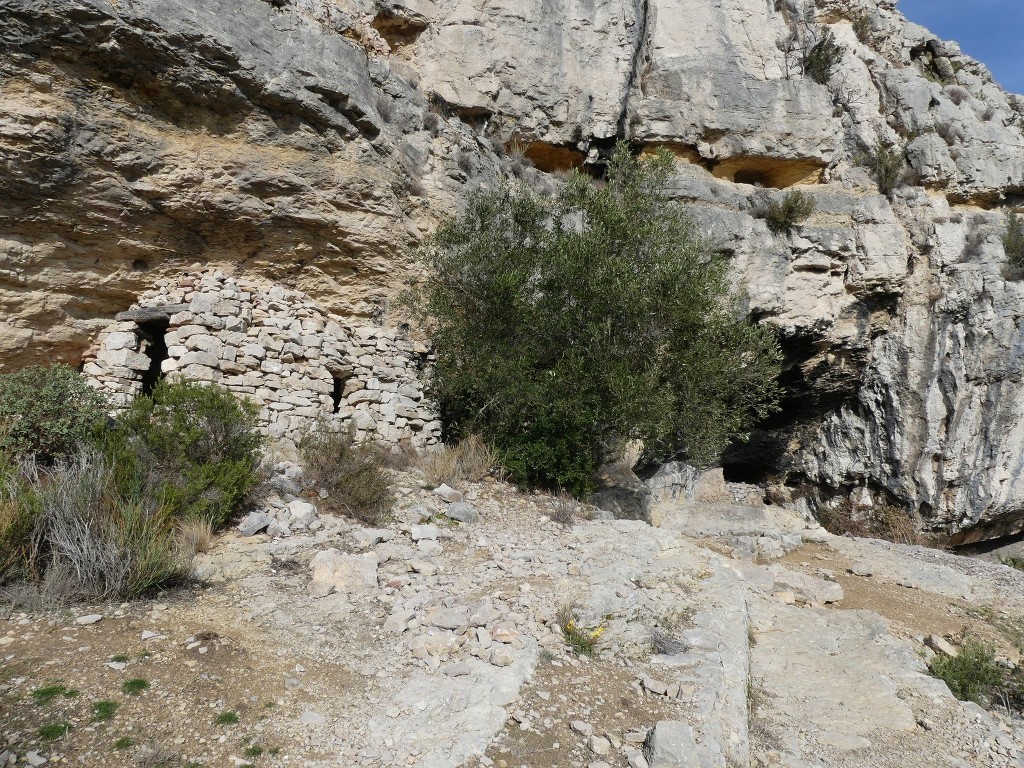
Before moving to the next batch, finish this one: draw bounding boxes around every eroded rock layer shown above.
[4,0,1024,540]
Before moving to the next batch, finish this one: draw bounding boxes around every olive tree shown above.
[413,144,781,495]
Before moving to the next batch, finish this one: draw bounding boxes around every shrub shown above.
[28,449,188,601]
[861,140,904,195]
[0,365,108,462]
[1004,212,1024,269]
[929,640,1004,704]
[113,380,263,529]
[759,190,816,234]
[299,422,394,525]
[803,29,842,85]
[411,142,782,495]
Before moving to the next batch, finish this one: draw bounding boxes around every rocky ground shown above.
[5,470,1024,768]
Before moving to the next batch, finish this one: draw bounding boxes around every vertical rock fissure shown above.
[617,0,650,140]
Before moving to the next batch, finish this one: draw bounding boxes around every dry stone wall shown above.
[83,271,441,447]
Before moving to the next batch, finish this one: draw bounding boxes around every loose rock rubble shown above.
[6,470,1024,767]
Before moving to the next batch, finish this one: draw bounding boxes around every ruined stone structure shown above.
[84,271,441,447]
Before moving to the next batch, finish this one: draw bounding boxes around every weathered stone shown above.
[307,549,378,598]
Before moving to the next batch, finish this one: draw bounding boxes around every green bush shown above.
[299,422,394,525]
[761,190,816,234]
[411,143,782,495]
[803,29,843,85]
[1004,212,1024,270]
[929,640,1005,705]
[861,140,904,196]
[0,365,108,462]
[113,380,263,529]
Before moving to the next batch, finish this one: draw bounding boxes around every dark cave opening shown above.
[136,318,170,397]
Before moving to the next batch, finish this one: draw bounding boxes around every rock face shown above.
[4,0,1024,541]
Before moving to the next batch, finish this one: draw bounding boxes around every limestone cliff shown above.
[3,0,1024,542]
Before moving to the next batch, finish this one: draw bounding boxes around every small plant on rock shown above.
[91,700,119,722]
[860,140,905,196]
[759,190,816,234]
[802,29,843,85]
[556,604,605,657]
[216,710,239,725]
[1003,212,1024,277]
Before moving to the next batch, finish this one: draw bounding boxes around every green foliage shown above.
[1004,212,1024,270]
[411,143,782,495]
[0,365,107,462]
[761,190,816,234]
[33,684,77,706]
[299,422,394,525]
[216,710,239,725]
[122,678,149,695]
[37,722,71,741]
[113,380,263,529]
[113,737,135,750]
[91,700,119,722]
[803,29,843,85]
[929,640,1004,704]
[861,140,905,195]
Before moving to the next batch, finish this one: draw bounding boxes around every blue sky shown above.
[898,0,1024,94]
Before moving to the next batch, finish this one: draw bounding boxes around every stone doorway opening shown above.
[136,318,170,396]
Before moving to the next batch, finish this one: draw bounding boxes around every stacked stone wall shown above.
[83,271,441,447]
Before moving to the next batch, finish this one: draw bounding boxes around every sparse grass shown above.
[299,422,394,525]
[650,626,685,655]
[33,683,78,706]
[113,736,135,750]
[111,654,130,663]
[122,678,149,695]
[946,85,969,106]
[929,640,1004,705]
[550,492,578,527]
[538,648,557,664]
[37,722,71,741]
[417,445,460,488]
[851,12,872,46]
[454,435,494,482]
[244,745,264,757]
[216,710,239,725]
[555,604,605,657]
[91,700,119,722]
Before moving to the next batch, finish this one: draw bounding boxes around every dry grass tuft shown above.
[175,518,214,556]
[550,492,578,527]
[416,435,495,487]
[818,499,921,545]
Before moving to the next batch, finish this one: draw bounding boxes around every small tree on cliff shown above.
[412,144,782,495]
